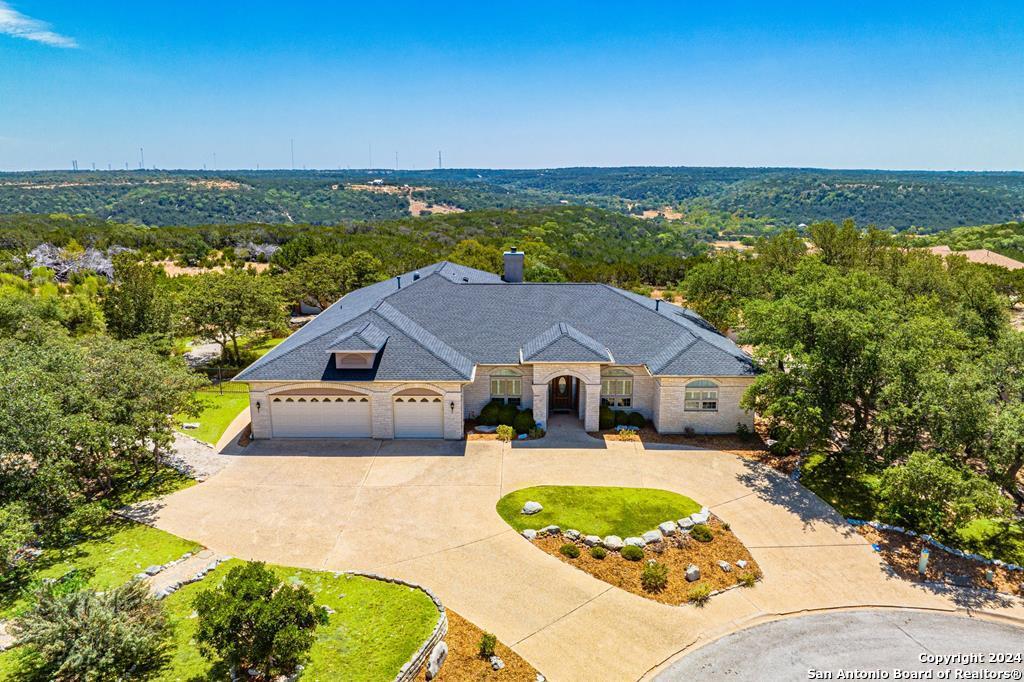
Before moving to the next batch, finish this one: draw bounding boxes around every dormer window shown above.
[333,352,376,369]
[326,322,389,370]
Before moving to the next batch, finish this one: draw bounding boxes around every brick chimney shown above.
[503,247,524,283]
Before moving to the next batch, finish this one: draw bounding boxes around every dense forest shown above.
[3,167,1023,230]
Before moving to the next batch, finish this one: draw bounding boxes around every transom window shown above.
[684,380,718,411]
[490,369,522,405]
[601,368,633,408]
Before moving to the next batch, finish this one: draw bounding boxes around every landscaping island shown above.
[497,486,761,605]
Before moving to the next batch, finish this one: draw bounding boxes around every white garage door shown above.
[270,396,372,438]
[393,396,444,439]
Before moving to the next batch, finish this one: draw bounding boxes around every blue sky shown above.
[1,1,1022,171]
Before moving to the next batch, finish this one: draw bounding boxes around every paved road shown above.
[656,609,1024,681]
[144,424,1024,682]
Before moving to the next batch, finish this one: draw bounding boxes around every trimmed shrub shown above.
[599,404,615,430]
[478,632,497,658]
[478,400,502,426]
[528,426,545,439]
[559,543,580,559]
[683,426,696,438]
[641,561,669,592]
[589,546,607,560]
[497,404,518,427]
[690,524,713,542]
[738,572,757,588]
[495,425,515,442]
[687,584,712,606]
[614,410,630,427]
[628,411,647,428]
[513,409,535,435]
[620,545,644,561]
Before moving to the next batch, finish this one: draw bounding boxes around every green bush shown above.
[738,572,757,588]
[559,543,580,558]
[690,524,713,542]
[495,425,515,442]
[528,426,545,439]
[621,545,644,561]
[0,502,33,576]
[589,546,607,560]
[497,403,518,427]
[641,561,669,592]
[478,400,502,426]
[599,404,615,430]
[614,410,630,427]
[478,632,497,658]
[194,561,328,679]
[687,584,712,606]
[513,409,536,434]
[628,411,647,428]
[14,580,172,681]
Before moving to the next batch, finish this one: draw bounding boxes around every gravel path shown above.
[164,433,232,481]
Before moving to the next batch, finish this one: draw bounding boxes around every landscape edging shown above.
[847,518,1024,572]
[346,571,448,682]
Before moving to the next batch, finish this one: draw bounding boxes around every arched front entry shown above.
[548,375,579,413]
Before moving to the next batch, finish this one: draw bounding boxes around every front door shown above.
[550,375,576,412]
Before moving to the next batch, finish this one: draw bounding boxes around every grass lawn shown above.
[156,561,440,682]
[496,485,702,538]
[799,453,881,520]
[0,520,200,620]
[243,335,286,357]
[177,382,250,446]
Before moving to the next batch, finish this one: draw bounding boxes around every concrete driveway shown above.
[144,430,1024,682]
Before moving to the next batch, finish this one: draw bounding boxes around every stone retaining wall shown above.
[348,572,448,682]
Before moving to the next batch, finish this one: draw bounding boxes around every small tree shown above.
[339,250,386,292]
[13,579,171,681]
[193,562,327,679]
[104,255,172,340]
[0,502,32,577]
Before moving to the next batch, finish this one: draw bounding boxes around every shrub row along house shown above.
[236,249,757,439]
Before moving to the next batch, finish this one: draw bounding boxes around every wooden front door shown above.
[550,375,576,412]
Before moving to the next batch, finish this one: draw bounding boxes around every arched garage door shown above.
[270,396,372,438]
[393,396,444,438]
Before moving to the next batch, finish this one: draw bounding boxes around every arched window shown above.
[490,368,522,405]
[684,380,718,411]
[601,368,633,408]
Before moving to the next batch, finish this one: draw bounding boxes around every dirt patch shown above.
[641,206,684,220]
[409,198,464,217]
[156,259,269,277]
[711,240,752,251]
[858,526,1024,597]
[531,519,761,606]
[185,179,249,191]
[421,609,539,681]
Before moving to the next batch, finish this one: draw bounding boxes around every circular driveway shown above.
[656,609,1024,681]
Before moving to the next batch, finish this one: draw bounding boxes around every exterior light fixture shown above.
[256,401,261,413]
[449,401,455,413]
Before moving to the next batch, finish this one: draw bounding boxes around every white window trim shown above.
[601,369,633,408]
[490,370,522,403]
[684,380,719,412]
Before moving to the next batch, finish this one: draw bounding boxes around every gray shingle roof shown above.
[236,261,756,382]
[327,322,389,351]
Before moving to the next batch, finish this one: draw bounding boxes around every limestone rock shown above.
[426,641,448,680]
[624,536,646,548]
[642,529,664,544]
[602,535,624,551]
[521,501,543,515]
[685,564,701,582]
[583,535,601,547]
[717,560,732,573]
[540,525,560,536]
[490,655,505,671]
[522,529,537,540]
[678,517,694,530]
[736,559,748,569]
[658,520,678,536]
[564,529,581,541]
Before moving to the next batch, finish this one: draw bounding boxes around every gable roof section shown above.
[326,322,389,352]
[521,322,612,362]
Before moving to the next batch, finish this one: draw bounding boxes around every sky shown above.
[0,1,1022,172]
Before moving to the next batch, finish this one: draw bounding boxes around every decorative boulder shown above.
[716,560,732,573]
[678,517,695,530]
[490,655,505,671]
[690,508,711,525]
[642,529,664,544]
[658,521,678,536]
[736,559,748,569]
[603,535,624,551]
[685,564,701,582]
[624,536,647,548]
[144,565,163,576]
[583,535,601,547]
[475,425,497,433]
[564,529,581,541]
[522,529,537,540]
[540,525,560,536]
[522,501,543,515]
[425,641,448,680]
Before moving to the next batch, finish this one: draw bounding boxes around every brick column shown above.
[442,390,464,440]
[371,392,393,439]
[532,383,548,428]
[249,390,270,439]
[583,382,601,432]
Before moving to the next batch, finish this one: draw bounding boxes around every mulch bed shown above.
[532,518,761,606]
[420,609,540,681]
[858,526,1024,597]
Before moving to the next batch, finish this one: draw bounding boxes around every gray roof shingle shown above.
[236,261,756,382]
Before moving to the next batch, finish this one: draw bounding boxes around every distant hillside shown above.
[2,167,1023,230]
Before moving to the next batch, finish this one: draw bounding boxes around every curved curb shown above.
[347,572,448,682]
